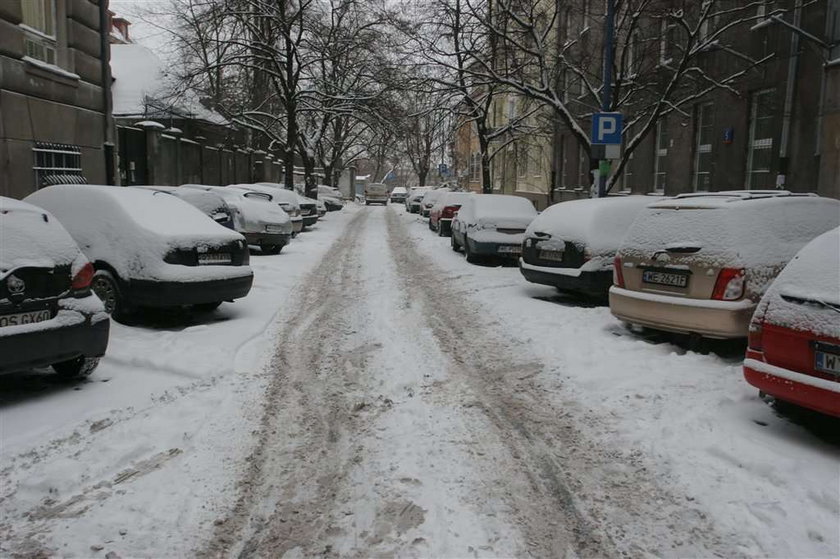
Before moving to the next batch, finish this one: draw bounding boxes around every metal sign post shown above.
[596,0,617,198]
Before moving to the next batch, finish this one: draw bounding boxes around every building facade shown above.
[0,0,115,199]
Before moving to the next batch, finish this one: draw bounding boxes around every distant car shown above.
[520,196,660,298]
[390,186,408,204]
[451,194,538,263]
[744,227,840,417]
[314,197,327,217]
[406,187,431,213]
[429,192,472,236]
[181,184,293,254]
[295,194,319,228]
[135,185,235,230]
[420,188,450,217]
[610,191,840,339]
[25,185,253,319]
[365,183,389,205]
[0,197,109,377]
[318,185,343,199]
[231,183,304,235]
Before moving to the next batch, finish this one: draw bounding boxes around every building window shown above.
[21,0,57,65]
[693,102,714,191]
[577,144,588,188]
[747,88,777,189]
[531,145,543,177]
[659,19,674,65]
[469,153,480,182]
[698,1,716,42]
[561,9,572,43]
[654,119,668,192]
[518,144,527,179]
[33,142,85,187]
[557,137,566,189]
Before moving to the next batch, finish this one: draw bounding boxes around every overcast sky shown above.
[109,0,174,56]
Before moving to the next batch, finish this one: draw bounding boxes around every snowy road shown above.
[2,204,838,558]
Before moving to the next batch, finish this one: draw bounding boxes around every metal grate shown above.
[33,142,87,187]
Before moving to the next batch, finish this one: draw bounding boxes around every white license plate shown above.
[0,309,51,328]
[198,253,231,265]
[815,350,840,376]
[643,270,689,288]
[539,249,564,262]
[266,225,285,234]
[498,245,521,254]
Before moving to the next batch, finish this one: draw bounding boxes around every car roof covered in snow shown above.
[435,192,473,208]
[1,196,82,275]
[472,194,537,219]
[648,190,818,210]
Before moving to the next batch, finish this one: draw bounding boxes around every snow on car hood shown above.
[0,197,82,275]
[24,185,244,281]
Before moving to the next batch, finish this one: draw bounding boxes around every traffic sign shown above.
[591,112,623,145]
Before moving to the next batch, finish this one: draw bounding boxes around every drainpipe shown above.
[777,0,802,189]
[99,0,116,185]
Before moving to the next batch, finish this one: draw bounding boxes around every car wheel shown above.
[438,224,445,237]
[194,301,223,312]
[91,269,125,317]
[365,201,370,206]
[261,243,282,255]
[451,234,460,252]
[52,356,100,378]
[464,240,479,264]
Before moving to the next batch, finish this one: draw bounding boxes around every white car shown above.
[419,188,450,217]
[406,187,431,213]
[25,185,253,319]
[230,183,304,235]
[450,194,538,263]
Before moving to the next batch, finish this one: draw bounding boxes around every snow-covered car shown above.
[520,196,661,298]
[390,186,408,204]
[451,194,538,263]
[0,197,109,377]
[295,194,319,228]
[406,186,431,213]
[181,184,293,254]
[429,191,473,236]
[610,191,840,339]
[317,185,344,211]
[231,183,304,234]
[314,197,327,217]
[135,185,235,230]
[25,185,254,319]
[419,188,450,217]
[365,182,389,205]
[743,227,840,417]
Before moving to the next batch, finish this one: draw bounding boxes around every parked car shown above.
[231,183,304,234]
[429,192,473,235]
[451,194,538,263]
[181,184,293,254]
[296,194,320,228]
[610,191,840,339]
[25,185,254,319]
[420,188,450,217]
[318,185,342,199]
[520,196,660,298]
[0,197,109,377]
[135,186,235,230]
[406,187,431,213]
[322,196,344,211]
[365,182,389,205]
[390,186,408,204]
[314,197,327,217]
[743,227,840,417]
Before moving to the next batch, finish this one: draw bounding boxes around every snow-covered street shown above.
[1,204,838,558]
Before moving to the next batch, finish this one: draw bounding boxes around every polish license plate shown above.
[265,225,285,234]
[498,245,521,255]
[815,347,840,377]
[0,309,51,328]
[539,249,565,262]
[198,253,231,265]
[642,270,689,288]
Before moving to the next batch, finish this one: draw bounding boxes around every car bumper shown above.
[409,203,422,213]
[439,219,452,235]
[468,238,522,258]
[744,354,840,417]
[292,220,303,233]
[0,312,110,373]
[367,197,388,204]
[126,273,254,307]
[520,261,612,297]
[608,286,754,338]
[302,215,318,227]
[243,232,291,247]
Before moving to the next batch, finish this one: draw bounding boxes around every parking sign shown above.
[591,112,623,145]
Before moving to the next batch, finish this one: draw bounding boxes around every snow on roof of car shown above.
[232,184,301,207]
[759,227,840,338]
[526,196,660,255]
[472,194,537,218]
[649,190,817,209]
[436,192,473,207]
[1,196,81,274]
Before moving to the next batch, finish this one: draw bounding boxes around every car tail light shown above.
[71,262,94,292]
[442,205,460,219]
[748,320,763,351]
[712,268,745,301]
[613,256,625,288]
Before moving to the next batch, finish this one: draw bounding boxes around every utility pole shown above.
[598,0,616,198]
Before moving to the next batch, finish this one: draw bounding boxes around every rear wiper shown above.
[781,294,840,313]
[664,245,701,254]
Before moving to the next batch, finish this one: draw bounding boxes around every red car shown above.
[744,227,840,417]
[429,192,472,236]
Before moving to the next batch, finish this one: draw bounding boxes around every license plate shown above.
[642,270,689,288]
[266,225,285,234]
[498,245,521,255]
[815,349,840,377]
[198,253,231,265]
[0,309,51,328]
[539,249,564,262]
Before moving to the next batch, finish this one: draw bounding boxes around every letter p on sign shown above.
[591,112,623,145]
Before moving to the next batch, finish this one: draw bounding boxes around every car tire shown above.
[52,356,100,378]
[91,269,127,318]
[438,224,445,237]
[194,301,223,312]
[261,244,282,255]
[464,240,479,264]
[451,234,460,252]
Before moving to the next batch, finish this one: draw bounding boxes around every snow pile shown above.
[24,185,247,282]
[0,197,81,275]
[757,227,840,338]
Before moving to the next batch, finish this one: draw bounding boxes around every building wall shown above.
[0,0,113,199]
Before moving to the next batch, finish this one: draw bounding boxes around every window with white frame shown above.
[693,102,714,191]
[33,142,85,187]
[21,0,57,65]
[622,152,633,192]
[747,88,777,189]
[654,119,668,192]
[659,19,674,65]
[469,153,480,182]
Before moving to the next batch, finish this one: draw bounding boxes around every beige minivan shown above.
[609,191,840,339]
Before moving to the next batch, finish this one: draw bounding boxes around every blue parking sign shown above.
[592,113,623,145]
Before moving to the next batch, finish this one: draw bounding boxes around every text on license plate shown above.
[642,270,688,288]
[815,350,840,376]
[198,253,231,265]
[0,309,51,328]
[498,245,521,254]
[539,249,564,262]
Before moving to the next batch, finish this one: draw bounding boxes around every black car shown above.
[0,197,109,377]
